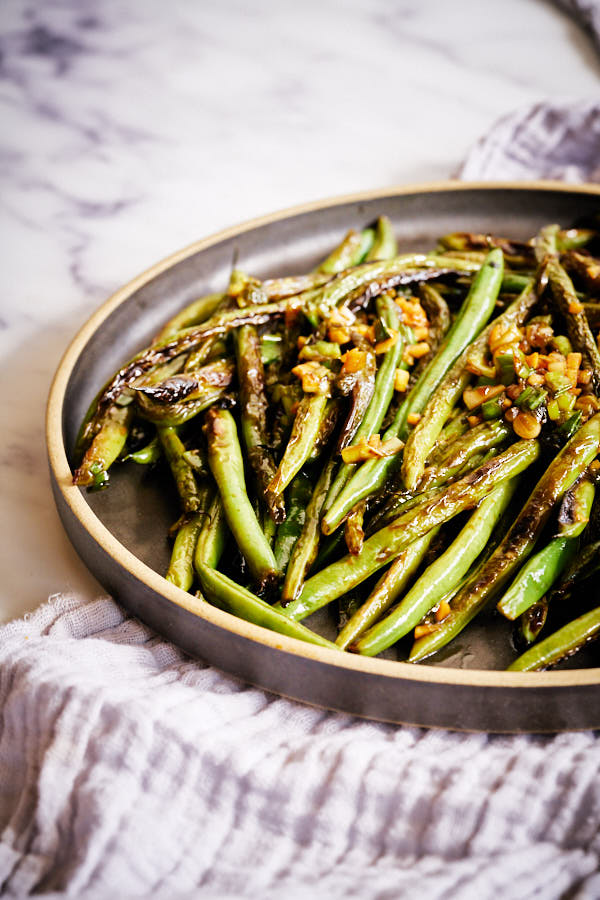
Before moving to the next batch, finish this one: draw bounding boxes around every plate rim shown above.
[46,179,600,690]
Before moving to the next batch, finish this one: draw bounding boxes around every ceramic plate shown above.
[47,181,600,731]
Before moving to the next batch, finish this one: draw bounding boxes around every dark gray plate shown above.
[47,182,600,732]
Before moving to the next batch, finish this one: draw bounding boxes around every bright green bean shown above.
[355,477,518,656]
[282,459,336,603]
[274,472,313,573]
[73,404,133,486]
[196,563,340,650]
[154,292,225,344]
[204,407,278,588]
[365,216,398,262]
[401,248,504,490]
[157,425,201,514]
[279,440,539,621]
[508,606,600,671]
[336,529,438,651]
[267,393,329,500]
[497,537,579,621]
[410,413,600,662]
[325,296,406,510]
[194,493,228,571]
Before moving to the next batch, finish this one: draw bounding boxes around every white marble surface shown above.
[1,0,598,623]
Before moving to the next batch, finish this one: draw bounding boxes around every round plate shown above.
[47,181,600,732]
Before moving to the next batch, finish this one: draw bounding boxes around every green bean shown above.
[194,492,229,571]
[335,340,377,453]
[546,257,600,387]
[166,485,213,590]
[407,249,503,407]
[344,501,366,556]
[543,540,600,607]
[182,446,209,476]
[184,335,228,371]
[418,420,511,490]
[260,333,283,365]
[401,278,536,492]
[496,536,579,621]
[518,599,548,647]
[235,324,285,523]
[73,404,133,486]
[322,347,411,531]
[88,298,293,435]
[426,415,469,466]
[318,229,372,274]
[262,508,277,548]
[507,605,600,671]
[278,440,539,621]
[321,445,396,535]
[583,302,600,330]
[557,476,596,538]
[366,483,443,535]
[401,249,505,489]
[124,434,161,465]
[196,563,339,650]
[204,407,278,589]
[303,254,481,325]
[282,459,336,603]
[498,446,599,622]
[274,472,313,572]
[307,399,340,460]
[357,228,376,262]
[437,231,534,262]
[358,435,496,539]
[336,529,439,651]
[227,268,269,307]
[418,283,451,352]
[365,216,398,262]
[326,296,405,508]
[534,223,559,264]
[500,273,534,294]
[410,413,600,661]
[166,516,205,591]
[456,446,498,478]
[72,214,600,666]
[354,297,405,439]
[324,266,529,533]
[557,227,596,251]
[266,393,329,501]
[135,359,236,425]
[535,225,600,385]
[153,292,225,344]
[157,425,201,514]
[355,478,518,656]
[563,250,600,293]
[262,271,333,299]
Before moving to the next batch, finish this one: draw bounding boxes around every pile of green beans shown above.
[73,218,600,672]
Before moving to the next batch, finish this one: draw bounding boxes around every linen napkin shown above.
[2,101,600,898]
[554,0,600,51]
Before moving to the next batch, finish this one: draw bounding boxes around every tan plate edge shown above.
[46,180,600,690]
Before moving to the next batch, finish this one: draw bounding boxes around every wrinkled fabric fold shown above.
[458,101,600,182]
[1,595,600,899]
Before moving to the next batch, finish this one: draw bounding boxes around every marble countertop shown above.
[1,0,598,623]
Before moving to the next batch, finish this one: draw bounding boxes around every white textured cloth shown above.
[459,100,600,182]
[1,594,600,900]
[555,0,600,51]
[3,98,600,898]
